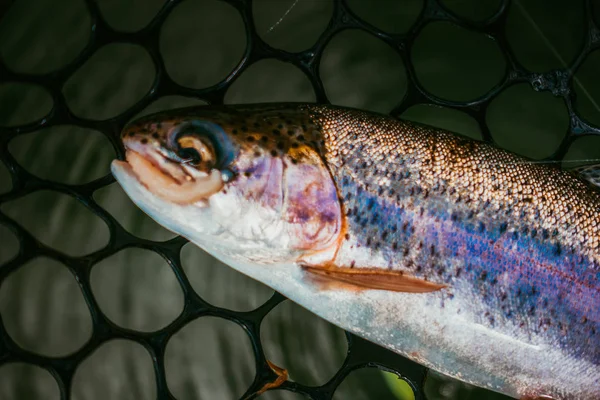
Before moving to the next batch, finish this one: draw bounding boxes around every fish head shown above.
[111,105,342,265]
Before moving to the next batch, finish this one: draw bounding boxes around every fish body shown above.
[112,103,600,399]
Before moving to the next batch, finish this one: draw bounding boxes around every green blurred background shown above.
[0,0,599,399]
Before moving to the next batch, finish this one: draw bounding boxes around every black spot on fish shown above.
[455,268,462,278]
[141,138,148,144]
[272,129,281,136]
[246,136,255,142]
[403,248,409,257]
[232,129,238,135]
[531,228,537,238]
[254,122,260,128]
[261,136,268,142]
[392,242,398,250]
[297,135,305,141]
[542,229,549,239]
[366,237,372,246]
[152,132,159,139]
[529,305,536,316]
[244,172,251,177]
[480,271,487,281]
[254,151,261,157]
[478,222,485,233]
[554,243,562,256]
[241,126,248,132]
[277,124,284,130]
[277,142,284,150]
[270,150,277,157]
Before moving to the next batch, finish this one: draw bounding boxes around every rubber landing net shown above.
[1,0,599,399]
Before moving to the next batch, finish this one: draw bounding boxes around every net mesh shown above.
[0,0,599,399]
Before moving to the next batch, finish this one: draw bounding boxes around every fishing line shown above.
[265,0,300,34]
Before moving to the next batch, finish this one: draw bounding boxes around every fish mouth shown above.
[114,143,224,205]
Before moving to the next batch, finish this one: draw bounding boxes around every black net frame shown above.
[0,0,599,399]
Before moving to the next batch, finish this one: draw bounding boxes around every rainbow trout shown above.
[111,103,599,399]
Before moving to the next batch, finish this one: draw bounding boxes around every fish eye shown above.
[177,136,215,168]
[168,120,237,171]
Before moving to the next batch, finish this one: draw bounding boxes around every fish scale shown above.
[306,105,599,360]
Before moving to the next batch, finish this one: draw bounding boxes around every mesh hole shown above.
[1,191,110,257]
[0,161,10,194]
[91,248,184,332]
[165,317,255,400]
[0,362,60,400]
[563,135,600,168]
[93,183,177,242]
[0,83,53,127]
[71,339,156,400]
[180,242,273,311]
[487,83,568,159]
[160,0,246,89]
[96,0,166,32]
[411,21,506,102]
[346,0,423,34]
[63,43,155,120]
[225,59,315,104]
[260,300,347,386]
[320,29,407,113]
[505,0,585,72]
[574,49,600,127]
[333,368,410,400]
[0,0,90,74]
[0,257,92,357]
[0,223,18,265]
[8,126,114,185]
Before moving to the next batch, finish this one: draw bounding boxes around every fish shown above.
[111,103,600,400]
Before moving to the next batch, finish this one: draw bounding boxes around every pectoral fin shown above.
[301,264,446,293]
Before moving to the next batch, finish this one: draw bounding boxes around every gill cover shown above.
[281,148,342,251]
